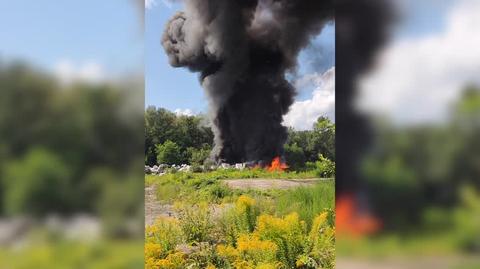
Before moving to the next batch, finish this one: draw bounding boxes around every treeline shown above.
[364,86,480,234]
[145,107,214,165]
[0,62,143,236]
[145,106,335,171]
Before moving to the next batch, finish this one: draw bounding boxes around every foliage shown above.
[275,183,335,228]
[145,106,335,170]
[314,154,335,178]
[286,116,335,164]
[284,143,306,171]
[0,239,143,269]
[0,63,144,235]
[1,148,70,216]
[146,169,333,206]
[156,140,183,165]
[145,106,213,165]
[219,195,261,245]
[362,86,480,230]
[188,146,212,165]
[175,203,214,243]
[146,217,183,255]
[145,196,335,269]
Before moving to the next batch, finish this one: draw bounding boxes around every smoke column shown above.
[335,0,393,194]
[162,0,334,164]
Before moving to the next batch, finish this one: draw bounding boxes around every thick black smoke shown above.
[162,0,334,164]
[335,0,394,193]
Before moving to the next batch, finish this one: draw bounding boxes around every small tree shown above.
[187,146,211,165]
[315,154,335,178]
[2,148,71,216]
[284,143,306,171]
[156,140,182,165]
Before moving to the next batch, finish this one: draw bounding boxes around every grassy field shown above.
[0,239,143,269]
[145,169,335,268]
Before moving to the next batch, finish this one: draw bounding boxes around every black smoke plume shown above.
[335,0,394,193]
[162,0,334,164]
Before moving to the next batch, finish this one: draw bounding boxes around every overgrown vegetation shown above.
[0,239,143,269]
[145,195,335,269]
[362,86,480,232]
[0,63,143,235]
[145,169,333,205]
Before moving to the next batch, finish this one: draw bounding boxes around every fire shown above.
[336,194,382,238]
[266,156,288,172]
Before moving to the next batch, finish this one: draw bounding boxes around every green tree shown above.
[284,143,306,171]
[187,146,211,165]
[2,148,71,216]
[156,140,182,165]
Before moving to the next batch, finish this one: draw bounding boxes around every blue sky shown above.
[0,0,142,76]
[394,0,454,39]
[145,1,206,112]
[145,1,335,113]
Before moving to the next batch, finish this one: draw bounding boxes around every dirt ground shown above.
[145,178,325,226]
[145,185,176,226]
[223,178,322,190]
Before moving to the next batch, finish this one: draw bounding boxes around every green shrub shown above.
[187,146,211,165]
[219,195,260,246]
[315,154,335,178]
[256,213,307,268]
[284,143,306,171]
[156,140,182,165]
[146,217,183,255]
[1,148,70,216]
[275,182,334,228]
[176,203,214,243]
[208,184,232,202]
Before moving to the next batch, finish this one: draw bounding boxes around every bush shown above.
[1,148,71,216]
[188,146,211,165]
[156,140,182,165]
[219,195,261,246]
[256,213,307,268]
[315,154,335,178]
[307,211,335,269]
[217,234,278,267]
[175,203,214,243]
[145,196,335,269]
[284,143,306,171]
[145,217,183,255]
[275,182,335,228]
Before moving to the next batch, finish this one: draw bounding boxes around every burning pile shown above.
[266,156,289,172]
[162,0,334,164]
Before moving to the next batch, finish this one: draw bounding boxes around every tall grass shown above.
[275,181,335,228]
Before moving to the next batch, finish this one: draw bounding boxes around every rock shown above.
[235,163,246,170]
[220,163,232,169]
[178,165,191,172]
[145,165,152,174]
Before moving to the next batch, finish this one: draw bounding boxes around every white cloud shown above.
[283,67,335,130]
[174,108,194,116]
[53,59,106,84]
[145,0,157,9]
[146,0,173,9]
[358,0,480,125]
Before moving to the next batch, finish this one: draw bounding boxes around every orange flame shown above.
[266,156,288,172]
[336,194,382,238]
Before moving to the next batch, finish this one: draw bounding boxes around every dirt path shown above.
[145,185,175,226]
[145,178,326,226]
[223,178,324,190]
